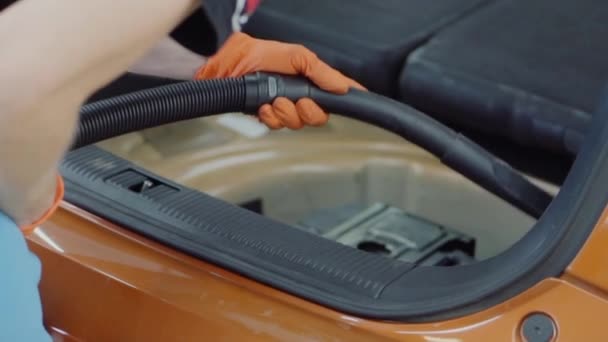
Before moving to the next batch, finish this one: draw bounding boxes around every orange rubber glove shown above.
[195,32,365,130]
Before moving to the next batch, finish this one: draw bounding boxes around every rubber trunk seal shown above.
[61,101,608,322]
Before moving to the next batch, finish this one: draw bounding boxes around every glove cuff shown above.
[21,175,64,235]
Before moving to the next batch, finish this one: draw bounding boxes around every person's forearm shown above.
[0,0,199,104]
[0,84,82,226]
[0,0,199,225]
[128,37,207,80]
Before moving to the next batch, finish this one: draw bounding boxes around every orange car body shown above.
[28,200,608,342]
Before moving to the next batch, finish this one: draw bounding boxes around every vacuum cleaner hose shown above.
[75,78,247,149]
[74,72,553,219]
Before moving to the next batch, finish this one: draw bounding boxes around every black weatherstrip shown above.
[61,95,608,321]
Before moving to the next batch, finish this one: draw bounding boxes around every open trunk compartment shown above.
[62,108,608,321]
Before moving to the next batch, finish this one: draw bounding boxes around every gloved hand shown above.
[195,32,365,129]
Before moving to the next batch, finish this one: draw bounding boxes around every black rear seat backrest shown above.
[399,0,608,155]
[244,0,492,97]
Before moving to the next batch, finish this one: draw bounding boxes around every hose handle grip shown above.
[243,72,314,112]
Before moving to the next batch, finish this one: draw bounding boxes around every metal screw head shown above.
[521,312,556,342]
[140,179,154,192]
